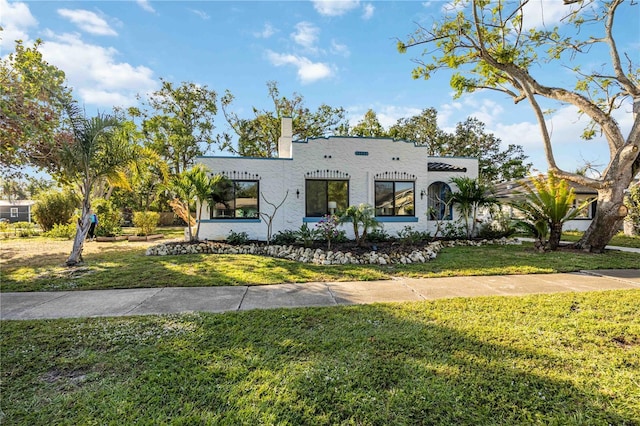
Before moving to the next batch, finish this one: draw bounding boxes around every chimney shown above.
[278,116,293,159]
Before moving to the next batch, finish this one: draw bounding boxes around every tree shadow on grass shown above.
[5,293,635,424]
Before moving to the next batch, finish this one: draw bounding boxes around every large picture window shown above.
[375,181,414,216]
[305,180,348,217]
[428,182,452,220]
[210,180,259,219]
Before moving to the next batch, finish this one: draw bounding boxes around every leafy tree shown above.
[219,81,347,157]
[388,108,444,154]
[399,0,639,252]
[350,109,388,137]
[510,173,591,251]
[134,79,218,175]
[57,104,137,266]
[446,118,530,183]
[339,204,379,246]
[449,176,496,238]
[390,110,530,182]
[0,39,73,178]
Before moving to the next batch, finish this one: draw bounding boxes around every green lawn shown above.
[2,240,639,292]
[562,231,640,248]
[2,290,638,425]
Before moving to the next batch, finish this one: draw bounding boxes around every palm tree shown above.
[165,172,197,241]
[449,177,496,238]
[339,203,379,246]
[510,173,592,251]
[187,165,223,241]
[59,103,137,266]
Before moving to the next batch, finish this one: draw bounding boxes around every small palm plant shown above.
[449,177,497,238]
[510,173,592,251]
[339,204,379,246]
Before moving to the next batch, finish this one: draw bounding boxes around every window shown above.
[306,180,348,217]
[573,197,596,219]
[10,208,18,218]
[210,180,259,219]
[427,182,452,220]
[375,181,414,216]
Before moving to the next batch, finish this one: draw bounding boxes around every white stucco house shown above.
[195,118,478,241]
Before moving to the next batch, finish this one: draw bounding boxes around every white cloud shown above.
[57,9,118,36]
[39,31,157,107]
[362,3,375,20]
[330,39,350,57]
[266,50,333,84]
[136,0,155,13]
[189,9,210,20]
[291,21,320,51]
[312,0,360,17]
[0,0,37,49]
[521,0,579,30]
[254,22,276,39]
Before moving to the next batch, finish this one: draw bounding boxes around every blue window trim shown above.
[303,217,322,223]
[199,219,261,223]
[376,217,419,223]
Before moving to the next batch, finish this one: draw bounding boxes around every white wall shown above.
[197,136,478,241]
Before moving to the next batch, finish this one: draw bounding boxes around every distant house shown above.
[195,117,479,241]
[493,178,598,232]
[0,200,36,223]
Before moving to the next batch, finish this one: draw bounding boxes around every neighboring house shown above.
[493,178,598,232]
[196,118,478,241]
[0,200,35,223]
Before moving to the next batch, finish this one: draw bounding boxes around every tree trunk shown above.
[66,197,91,266]
[577,185,627,253]
[548,222,563,251]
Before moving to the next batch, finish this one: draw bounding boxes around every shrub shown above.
[366,228,390,243]
[397,226,431,245]
[441,221,467,239]
[32,189,78,232]
[226,230,249,245]
[478,211,516,239]
[93,198,122,237]
[133,211,160,236]
[44,222,76,239]
[12,221,37,237]
[295,223,319,248]
[272,229,298,245]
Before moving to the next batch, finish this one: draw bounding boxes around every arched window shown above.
[427,182,452,220]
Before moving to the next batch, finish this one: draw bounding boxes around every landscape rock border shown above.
[146,238,522,265]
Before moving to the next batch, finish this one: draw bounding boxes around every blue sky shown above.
[1,0,638,175]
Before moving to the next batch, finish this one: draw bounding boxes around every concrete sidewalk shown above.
[2,269,639,320]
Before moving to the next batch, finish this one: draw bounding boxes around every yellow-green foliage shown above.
[133,211,160,236]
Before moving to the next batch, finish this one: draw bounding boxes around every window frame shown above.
[305,179,349,217]
[374,180,415,217]
[10,208,18,218]
[209,179,260,220]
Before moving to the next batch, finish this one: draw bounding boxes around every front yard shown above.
[2,290,639,424]
[1,235,639,292]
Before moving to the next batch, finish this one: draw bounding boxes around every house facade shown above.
[196,118,478,241]
[0,200,35,223]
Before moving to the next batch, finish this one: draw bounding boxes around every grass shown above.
[2,239,639,292]
[2,290,639,424]
[562,230,640,248]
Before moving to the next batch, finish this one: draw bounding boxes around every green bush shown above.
[133,211,160,236]
[226,230,249,245]
[295,223,319,248]
[12,222,37,237]
[32,189,78,232]
[397,226,431,245]
[44,222,76,239]
[272,229,298,245]
[93,198,122,237]
[366,228,390,243]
